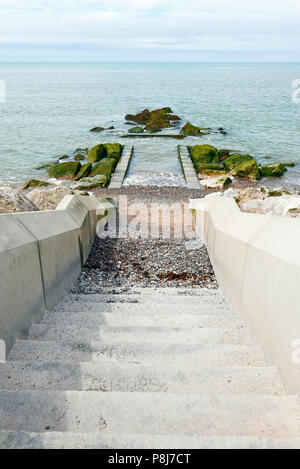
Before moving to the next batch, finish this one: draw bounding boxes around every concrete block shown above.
[15,211,81,310]
[0,215,44,352]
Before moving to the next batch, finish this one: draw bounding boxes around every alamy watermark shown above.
[0,80,6,104]
[292,79,300,104]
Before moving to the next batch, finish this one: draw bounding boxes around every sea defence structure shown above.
[190,194,300,395]
[0,195,115,353]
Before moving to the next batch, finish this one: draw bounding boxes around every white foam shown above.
[123,172,187,187]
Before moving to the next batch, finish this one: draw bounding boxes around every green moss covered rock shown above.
[259,163,287,178]
[223,154,253,171]
[90,127,105,132]
[189,145,220,171]
[87,144,107,163]
[104,143,123,161]
[72,163,92,181]
[74,154,85,161]
[231,159,260,180]
[90,158,116,179]
[73,175,109,190]
[218,149,231,161]
[49,161,81,180]
[125,108,175,133]
[23,179,53,190]
[128,126,144,133]
[181,123,207,137]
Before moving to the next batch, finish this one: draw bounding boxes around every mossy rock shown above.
[231,159,260,180]
[198,169,227,179]
[49,161,81,180]
[90,158,116,179]
[125,109,151,125]
[189,145,220,170]
[218,149,231,162]
[145,108,173,133]
[167,114,181,121]
[259,163,287,178]
[87,144,107,163]
[181,123,207,137]
[73,163,92,181]
[34,164,53,171]
[128,126,144,134]
[73,175,109,190]
[75,148,89,155]
[58,155,70,160]
[282,162,295,168]
[223,154,253,171]
[74,154,86,161]
[90,127,105,132]
[23,179,53,190]
[104,143,123,161]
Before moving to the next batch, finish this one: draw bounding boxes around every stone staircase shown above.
[1,288,300,449]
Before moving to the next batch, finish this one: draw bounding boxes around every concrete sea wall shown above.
[190,194,300,394]
[0,195,115,354]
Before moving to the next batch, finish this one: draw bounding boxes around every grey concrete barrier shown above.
[190,195,300,394]
[0,195,115,355]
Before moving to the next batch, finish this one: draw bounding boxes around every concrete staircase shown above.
[1,288,300,449]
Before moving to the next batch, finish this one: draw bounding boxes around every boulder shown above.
[259,162,287,178]
[128,126,144,134]
[48,161,81,180]
[0,186,39,213]
[23,179,53,190]
[26,187,74,211]
[231,159,260,180]
[201,176,233,189]
[74,154,85,161]
[87,144,107,163]
[125,108,175,133]
[218,149,231,162]
[168,114,181,121]
[72,175,109,190]
[223,154,253,171]
[72,163,92,181]
[104,143,123,161]
[198,169,227,180]
[90,127,105,132]
[90,158,116,179]
[189,145,220,171]
[236,188,266,206]
[181,123,207,137]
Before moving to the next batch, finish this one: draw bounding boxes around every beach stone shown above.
[128,126,144,134]
[0,186,39,213]
[201,176,233,189]
[231,159,260,181]
[90,127,105,132]
[23,179,53,190]
[223,154,253,172]
[181,123,207,137]
[236,188,266,206]
[26,187,74,211]
[104,143,123,161]
[198,169,227,180]
[87,144,107,163]
[189,145,220,171]
[72,175,109,190]
[48,162,81,180]
[259,163,287,178]
[72,163,92,181]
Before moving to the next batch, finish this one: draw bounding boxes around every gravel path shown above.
[72,186,218,293]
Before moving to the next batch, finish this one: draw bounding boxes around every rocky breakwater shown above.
[186,144,290,189]
[124,107,225,137]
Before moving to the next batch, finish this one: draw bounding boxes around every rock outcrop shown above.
[26,187,74,211]
[0,186,39,213]
[48,162,81,180]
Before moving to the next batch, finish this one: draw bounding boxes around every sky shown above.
[0,0,300,61]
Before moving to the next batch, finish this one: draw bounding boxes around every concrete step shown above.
[52,301,233,315]
[0,362,284,395]
[27,324,252,345]
[1,391,300,437]
[1,431,300,449]
[40,310,243,330]
[60,292,227,306]
[9,341,266,367]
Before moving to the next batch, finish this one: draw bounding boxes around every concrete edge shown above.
[109,145,134,189]
[0,195,116,355]
[190,194,300,395]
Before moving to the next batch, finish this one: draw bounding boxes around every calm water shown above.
[0,62,299,187]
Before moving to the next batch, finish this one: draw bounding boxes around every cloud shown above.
[0,0,299,60]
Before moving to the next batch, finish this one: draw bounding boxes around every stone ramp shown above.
[1,288,300,448]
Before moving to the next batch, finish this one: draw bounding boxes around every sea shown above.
[0,62,299,187]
